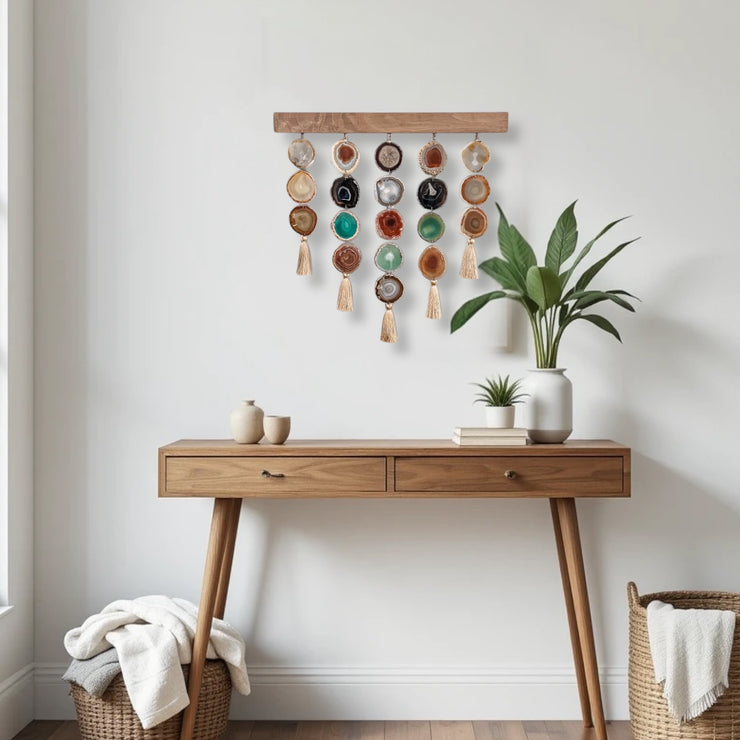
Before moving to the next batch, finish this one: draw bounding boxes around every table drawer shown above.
[394,456,625,496]
[164,456,387,496]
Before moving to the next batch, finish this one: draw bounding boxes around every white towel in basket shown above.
[647,599,735,722]
[65,596,250,729]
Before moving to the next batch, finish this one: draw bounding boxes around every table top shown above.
[158,440,631,499]
[160,438,629,457]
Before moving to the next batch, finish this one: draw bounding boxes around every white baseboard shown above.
[33,663,629,721]
[0,664,34,738]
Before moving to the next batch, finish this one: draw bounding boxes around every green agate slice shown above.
[331,210,360,240]
[417,212,445,242]
[374,243,403,272]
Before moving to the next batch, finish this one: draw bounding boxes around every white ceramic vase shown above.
[524,369,572,443]
[229,400,264,444]
[485,405,516,428]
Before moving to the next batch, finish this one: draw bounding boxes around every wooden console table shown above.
[158,439,630,740]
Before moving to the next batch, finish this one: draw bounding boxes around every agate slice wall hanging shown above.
[286,136,317,275]
[459,134,492,279]
[416,135,448,319]
[330,135,361,310]
[374,136,405,343]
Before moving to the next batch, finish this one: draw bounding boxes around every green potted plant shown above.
[452,201,639,442]
[472,374,528,428]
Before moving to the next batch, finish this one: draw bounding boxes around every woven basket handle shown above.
[627,581,640,607]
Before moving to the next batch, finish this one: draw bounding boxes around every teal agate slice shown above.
[417,212,445,242]
[331,211,360,241]
[374,243,403,273]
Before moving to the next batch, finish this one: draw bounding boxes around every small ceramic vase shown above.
[230,400,264,444]
[263,415,291,445]
[485,406,516,429]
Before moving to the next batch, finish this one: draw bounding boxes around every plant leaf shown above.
[496,204,537,281]
[560,216,630,289]
[479,257,525,292]
[575,237,640,292]
[568,289,636,311]
[525,266,562,311]
[546,201,578,276]
[575,313,623,342]
[450,291,507,333]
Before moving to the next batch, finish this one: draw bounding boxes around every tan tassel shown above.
[296,236,312,276]
[337,274,353,312]
[380,303,398,343]
[459,238,479,279]
[426,280,441,320]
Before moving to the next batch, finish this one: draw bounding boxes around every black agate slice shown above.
[417,178,447,210]
[331,176,360,208]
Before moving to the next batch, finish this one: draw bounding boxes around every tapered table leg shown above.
[214,499,241,620]
[179,498,241,740]
[550,498,592,728]
[553,497,608,740]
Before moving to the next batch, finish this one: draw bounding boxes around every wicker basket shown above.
[70,659,231,740]
[628,581,740,740]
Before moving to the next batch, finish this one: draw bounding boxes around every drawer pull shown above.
[261,470,285,479]
[504,470,517,480]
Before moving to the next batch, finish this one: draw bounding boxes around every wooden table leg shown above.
[214,499,241,620]
[553,497,608,740]
[179,497,241,740]
[550,498,592,728]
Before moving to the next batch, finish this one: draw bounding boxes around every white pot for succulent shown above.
[485,405,516,429]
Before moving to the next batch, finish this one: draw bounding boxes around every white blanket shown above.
[647,599,735,722]
[64,596,250,729]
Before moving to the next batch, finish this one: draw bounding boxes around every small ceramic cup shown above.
[263,415,291,445]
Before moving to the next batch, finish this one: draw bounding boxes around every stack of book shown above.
[452,427,529,446]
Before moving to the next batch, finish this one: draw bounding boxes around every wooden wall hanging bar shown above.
[273,112,509,134]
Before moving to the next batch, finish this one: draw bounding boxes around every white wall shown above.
[0,0,34,736]
[33,0,740,722]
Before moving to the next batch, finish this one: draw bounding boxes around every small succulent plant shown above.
[472,374,528,407]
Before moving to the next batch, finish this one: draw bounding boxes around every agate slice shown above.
[289,206,317,236]
[460,207,488,239]
[374,243,403,273]
[374,141,403,172]
[375,274,404,304]
[331,176,360,208]
[375,209,404,240]
[286,170,316,203]
[287,137,315,169]
[418,246,446,280]
[461,139,491,172]
[417,212,445,242]
[461,175,490,205]
[331,139,360,174]
[375,177,404,206]
[417,178,447,210]
[332,243,362,274]
[331,210,360,241]
[418,141,447,176]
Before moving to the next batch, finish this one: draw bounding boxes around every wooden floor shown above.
[14,720,633,740]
